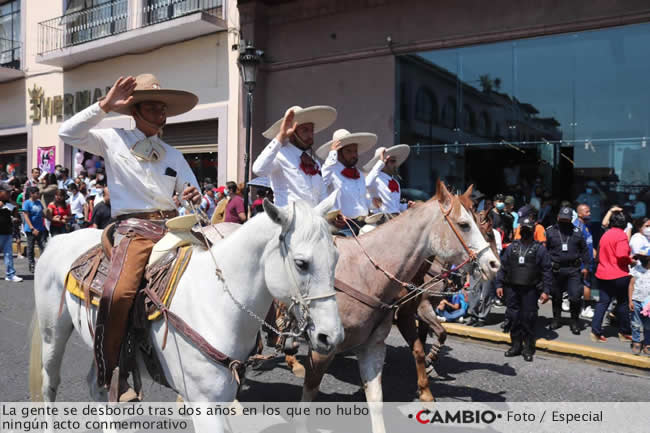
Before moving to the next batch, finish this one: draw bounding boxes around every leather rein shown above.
[335,198,490,310]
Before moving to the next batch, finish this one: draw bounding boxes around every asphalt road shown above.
[2,256,649,403]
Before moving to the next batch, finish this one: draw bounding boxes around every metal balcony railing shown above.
[0,38,21,69]
[38,0,223,55]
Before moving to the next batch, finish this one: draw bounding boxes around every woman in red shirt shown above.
[591,211,633,342]
[47,189,72,236]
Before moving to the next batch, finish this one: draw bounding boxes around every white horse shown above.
[29,198,344,432]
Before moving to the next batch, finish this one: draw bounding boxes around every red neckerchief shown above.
[388,178,400,193]
[300,152,320,176]
[341,167,360,179]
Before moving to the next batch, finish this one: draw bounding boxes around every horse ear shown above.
[435,179,452,208]
[263,198,288,227]
[314,191,338,217]
[463,184,474,199]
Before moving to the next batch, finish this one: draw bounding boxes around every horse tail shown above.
[28,311,44,402]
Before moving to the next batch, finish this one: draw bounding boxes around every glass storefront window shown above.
[398,22,650,221]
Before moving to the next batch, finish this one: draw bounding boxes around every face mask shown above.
[585,188,593,194]
[560,222,573,231]
[643,227,650,238]
[495,202,505,211]
[97,174,104,181]
[582,216,591,223]
[520,228,533,239]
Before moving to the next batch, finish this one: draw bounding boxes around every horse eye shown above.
[294,259,309,271]
[458,222,471,230]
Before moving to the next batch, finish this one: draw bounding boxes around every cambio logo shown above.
[409,409,501,424]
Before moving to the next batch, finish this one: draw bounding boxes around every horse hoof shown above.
[418,390,435,402]
[291,363,306,378]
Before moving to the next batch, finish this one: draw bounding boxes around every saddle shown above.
[64,215,199,399]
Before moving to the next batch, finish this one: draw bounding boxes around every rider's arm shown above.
[252,139,282,176]
[365,160,384,188]
[58,103,109,157]
[320,150,339,188]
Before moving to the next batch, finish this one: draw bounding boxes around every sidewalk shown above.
[442,302,650,369]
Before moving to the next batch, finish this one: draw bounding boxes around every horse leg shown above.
[396,301,434,402]
[357,342,388,433]
[294,351,335,433]
[36,301,74,402]
[418,298,447,363]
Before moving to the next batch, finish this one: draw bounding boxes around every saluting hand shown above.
[276,109,299,143]
[330,139,343,152]
[99,76,137,113]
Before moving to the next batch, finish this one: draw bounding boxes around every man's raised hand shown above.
[99,76,137,113]
[276,109,298,143]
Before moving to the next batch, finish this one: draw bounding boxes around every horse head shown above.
[430,180,500,280]
[261,195,344,355]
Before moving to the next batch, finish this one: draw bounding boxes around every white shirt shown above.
[58,103,199,217]
[252,138,326,207]
[69,192,86,218]
[365,160,407,214]
[201,194,216,219]
[630,232,650,255]
[321,150,369,219]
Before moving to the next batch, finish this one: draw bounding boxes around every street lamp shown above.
[238,40,263,215]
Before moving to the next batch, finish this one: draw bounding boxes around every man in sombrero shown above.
[59,74,201,401]
[252,105,337,207]
[317,128,377,235]
[364,144,414,216]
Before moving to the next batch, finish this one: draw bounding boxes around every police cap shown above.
[557,206,573,222]
[520,216,535,230]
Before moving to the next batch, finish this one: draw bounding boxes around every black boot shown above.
[505,334,523,357]
[548,299,562,330]
[569,302,581,335]
[501,317,512,333]
[522,336,535,362]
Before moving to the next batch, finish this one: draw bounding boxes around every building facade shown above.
[1,0,244,186]
[239,0,650,217]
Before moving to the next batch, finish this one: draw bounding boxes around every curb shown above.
[442,323,650,370]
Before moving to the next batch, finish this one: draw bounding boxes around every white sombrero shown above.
[315,128,377,161]
[362,144,411,172]
[106,73,198,117]
[262,105,337,139]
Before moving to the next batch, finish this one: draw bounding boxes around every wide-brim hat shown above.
[109,73,198,117]
[262,105,337,139]
[315,129,377,161]
[362,144,410,172]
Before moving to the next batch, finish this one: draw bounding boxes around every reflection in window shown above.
[415,87,437,123]
[442,97,456,130]
[462,104,476,133]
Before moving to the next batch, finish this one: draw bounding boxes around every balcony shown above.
[36,0,226,68]
[0,39,23,82]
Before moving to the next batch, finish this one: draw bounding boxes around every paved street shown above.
[1,256,649,403]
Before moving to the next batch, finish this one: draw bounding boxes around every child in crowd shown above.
[629,245,650,355]
[435,287,469,323]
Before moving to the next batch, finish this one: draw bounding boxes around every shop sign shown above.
[37,146,56,173]
[28,84,111,123]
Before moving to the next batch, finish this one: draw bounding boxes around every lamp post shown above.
[237,40,263,215]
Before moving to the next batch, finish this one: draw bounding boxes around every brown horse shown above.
[298,181,500,433]
[394,207,500,401]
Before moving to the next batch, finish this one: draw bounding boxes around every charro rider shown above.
[58,74,201,401]
[316,129,377,235]
[252,105,337,207]
[363,144,414,218]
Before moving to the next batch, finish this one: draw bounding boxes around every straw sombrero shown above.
[362,144,410,172]
[262,105,337,139]
[315,129,377,161]
[107,74,198,117]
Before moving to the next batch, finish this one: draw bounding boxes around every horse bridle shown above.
[438,200,492,265]
[278,202,337,337]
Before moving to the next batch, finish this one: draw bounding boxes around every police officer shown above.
[496,217,553,362]
[545,206,590,334]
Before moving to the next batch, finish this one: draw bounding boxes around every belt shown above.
[116,209,178,221]
[553,259,581,268]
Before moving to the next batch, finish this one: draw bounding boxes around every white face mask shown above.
[643,227,650,238]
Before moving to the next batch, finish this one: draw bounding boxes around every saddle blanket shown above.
[64,243,193,321]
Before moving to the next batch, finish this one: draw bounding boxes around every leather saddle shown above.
[63,215,201,398]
